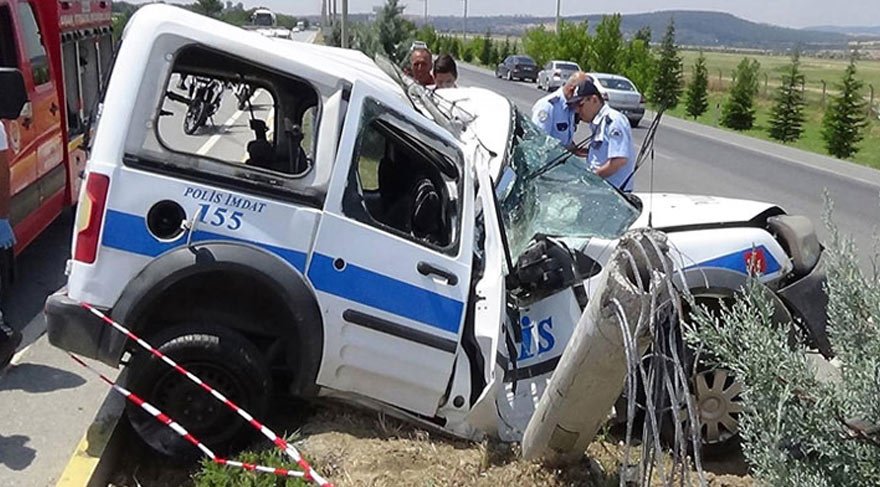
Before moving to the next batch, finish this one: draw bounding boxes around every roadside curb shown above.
[55,381,125,487]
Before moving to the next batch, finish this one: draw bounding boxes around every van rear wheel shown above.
[125,324,271,459]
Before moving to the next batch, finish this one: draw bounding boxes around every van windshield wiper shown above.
[524,134,593,182]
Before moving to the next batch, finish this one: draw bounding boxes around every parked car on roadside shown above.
[537,60,581,91]
[588,72,646,127]
[495,55,538,82]
[46,5,831,461]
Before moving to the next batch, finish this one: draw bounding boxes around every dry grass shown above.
[109,402,753,487]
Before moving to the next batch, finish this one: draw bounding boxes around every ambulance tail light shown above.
[74,173,110,264]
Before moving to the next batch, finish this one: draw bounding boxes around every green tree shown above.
[522,25,555,67]
[479,30,493,66]
[499,36,512,61]
[822,55,869,159]
[684,51,709,119]
[651,19,683,110]
[590,15,622,73]
[415,24,438,51]
[487,40,500,66]
[194,0,223,17]
[449,37,461,58]
[375,0,414,64]
[111,13,130,43]
[554,21,590,71]
[461,43,474,63]
[768,51,807,143]
[618,37,655,98]
[634,26,652,44]
[721,57,761,130]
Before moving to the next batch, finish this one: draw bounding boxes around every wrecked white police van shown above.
[47,6,829,459]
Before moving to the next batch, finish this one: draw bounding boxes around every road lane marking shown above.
[197,108,246,156]
[198,89,270,158]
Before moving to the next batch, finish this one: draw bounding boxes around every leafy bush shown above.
[194,441,310,487]
[686,204,880,486]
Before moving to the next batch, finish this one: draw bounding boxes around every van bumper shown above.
[46,289,120,367]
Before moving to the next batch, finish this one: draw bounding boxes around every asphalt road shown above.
[458,63,880,270]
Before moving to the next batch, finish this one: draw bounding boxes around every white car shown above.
[46,5,830,459]
[587,72,646,127]
[537,60,581,92]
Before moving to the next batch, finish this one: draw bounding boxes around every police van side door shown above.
[309,81,474,416]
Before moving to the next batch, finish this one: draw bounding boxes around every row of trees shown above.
[414,27,519,67]
[682,50,870,159]
[521,16,660,106]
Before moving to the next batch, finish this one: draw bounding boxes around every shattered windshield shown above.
[499,110,641,257]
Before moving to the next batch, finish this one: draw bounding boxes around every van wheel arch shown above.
[111,243,323,397]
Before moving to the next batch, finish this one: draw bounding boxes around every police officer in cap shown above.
[568,78,635,191]
[531,72,588,154]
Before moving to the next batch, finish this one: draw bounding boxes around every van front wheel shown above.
[125,324,271,459]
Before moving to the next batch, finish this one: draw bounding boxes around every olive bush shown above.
[686,202,880,486]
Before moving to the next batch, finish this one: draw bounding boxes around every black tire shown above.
[630,118,641,128]
[506,71,512,81]
[125,324,271,459]
[183,100,208,135]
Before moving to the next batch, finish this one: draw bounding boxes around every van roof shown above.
[127,5,404,97]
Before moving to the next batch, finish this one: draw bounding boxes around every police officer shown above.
[567,78,636,191]
[531,72,588,152]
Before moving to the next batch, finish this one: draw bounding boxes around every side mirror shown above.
[0,68,28,120]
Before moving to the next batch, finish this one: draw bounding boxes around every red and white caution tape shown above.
[79,303,332,486]
[69,353,308,479]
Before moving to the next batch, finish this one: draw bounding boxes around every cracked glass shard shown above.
[500,111,641,258]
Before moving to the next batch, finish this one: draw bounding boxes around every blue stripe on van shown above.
[686,244,781,275]
[308,254,463,335]
[101,209,307,271]
[101,209,463,334]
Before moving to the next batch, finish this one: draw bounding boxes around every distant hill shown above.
[418,10,860,50]
[806,25,880,37]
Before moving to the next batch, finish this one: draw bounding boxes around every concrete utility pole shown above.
[463,0,468,40]
[424,0,428,25]
[556,0,561,32]
[341,0,348,48]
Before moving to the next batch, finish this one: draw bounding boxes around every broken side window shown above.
[343,97,463,253]
[147,45,320,184]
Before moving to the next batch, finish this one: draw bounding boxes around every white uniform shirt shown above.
[587,104,636,192]
[531,88,575,147]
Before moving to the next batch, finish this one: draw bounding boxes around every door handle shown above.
[417,262,458,286]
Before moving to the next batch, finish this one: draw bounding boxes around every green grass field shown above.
[681,50,880,96]
[672,50,880,168]
[667,91,880,170]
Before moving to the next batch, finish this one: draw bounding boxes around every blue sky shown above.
[140,1,880,28]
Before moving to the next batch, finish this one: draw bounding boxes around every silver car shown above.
[588,72,646,127]
[537,60,581,92]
